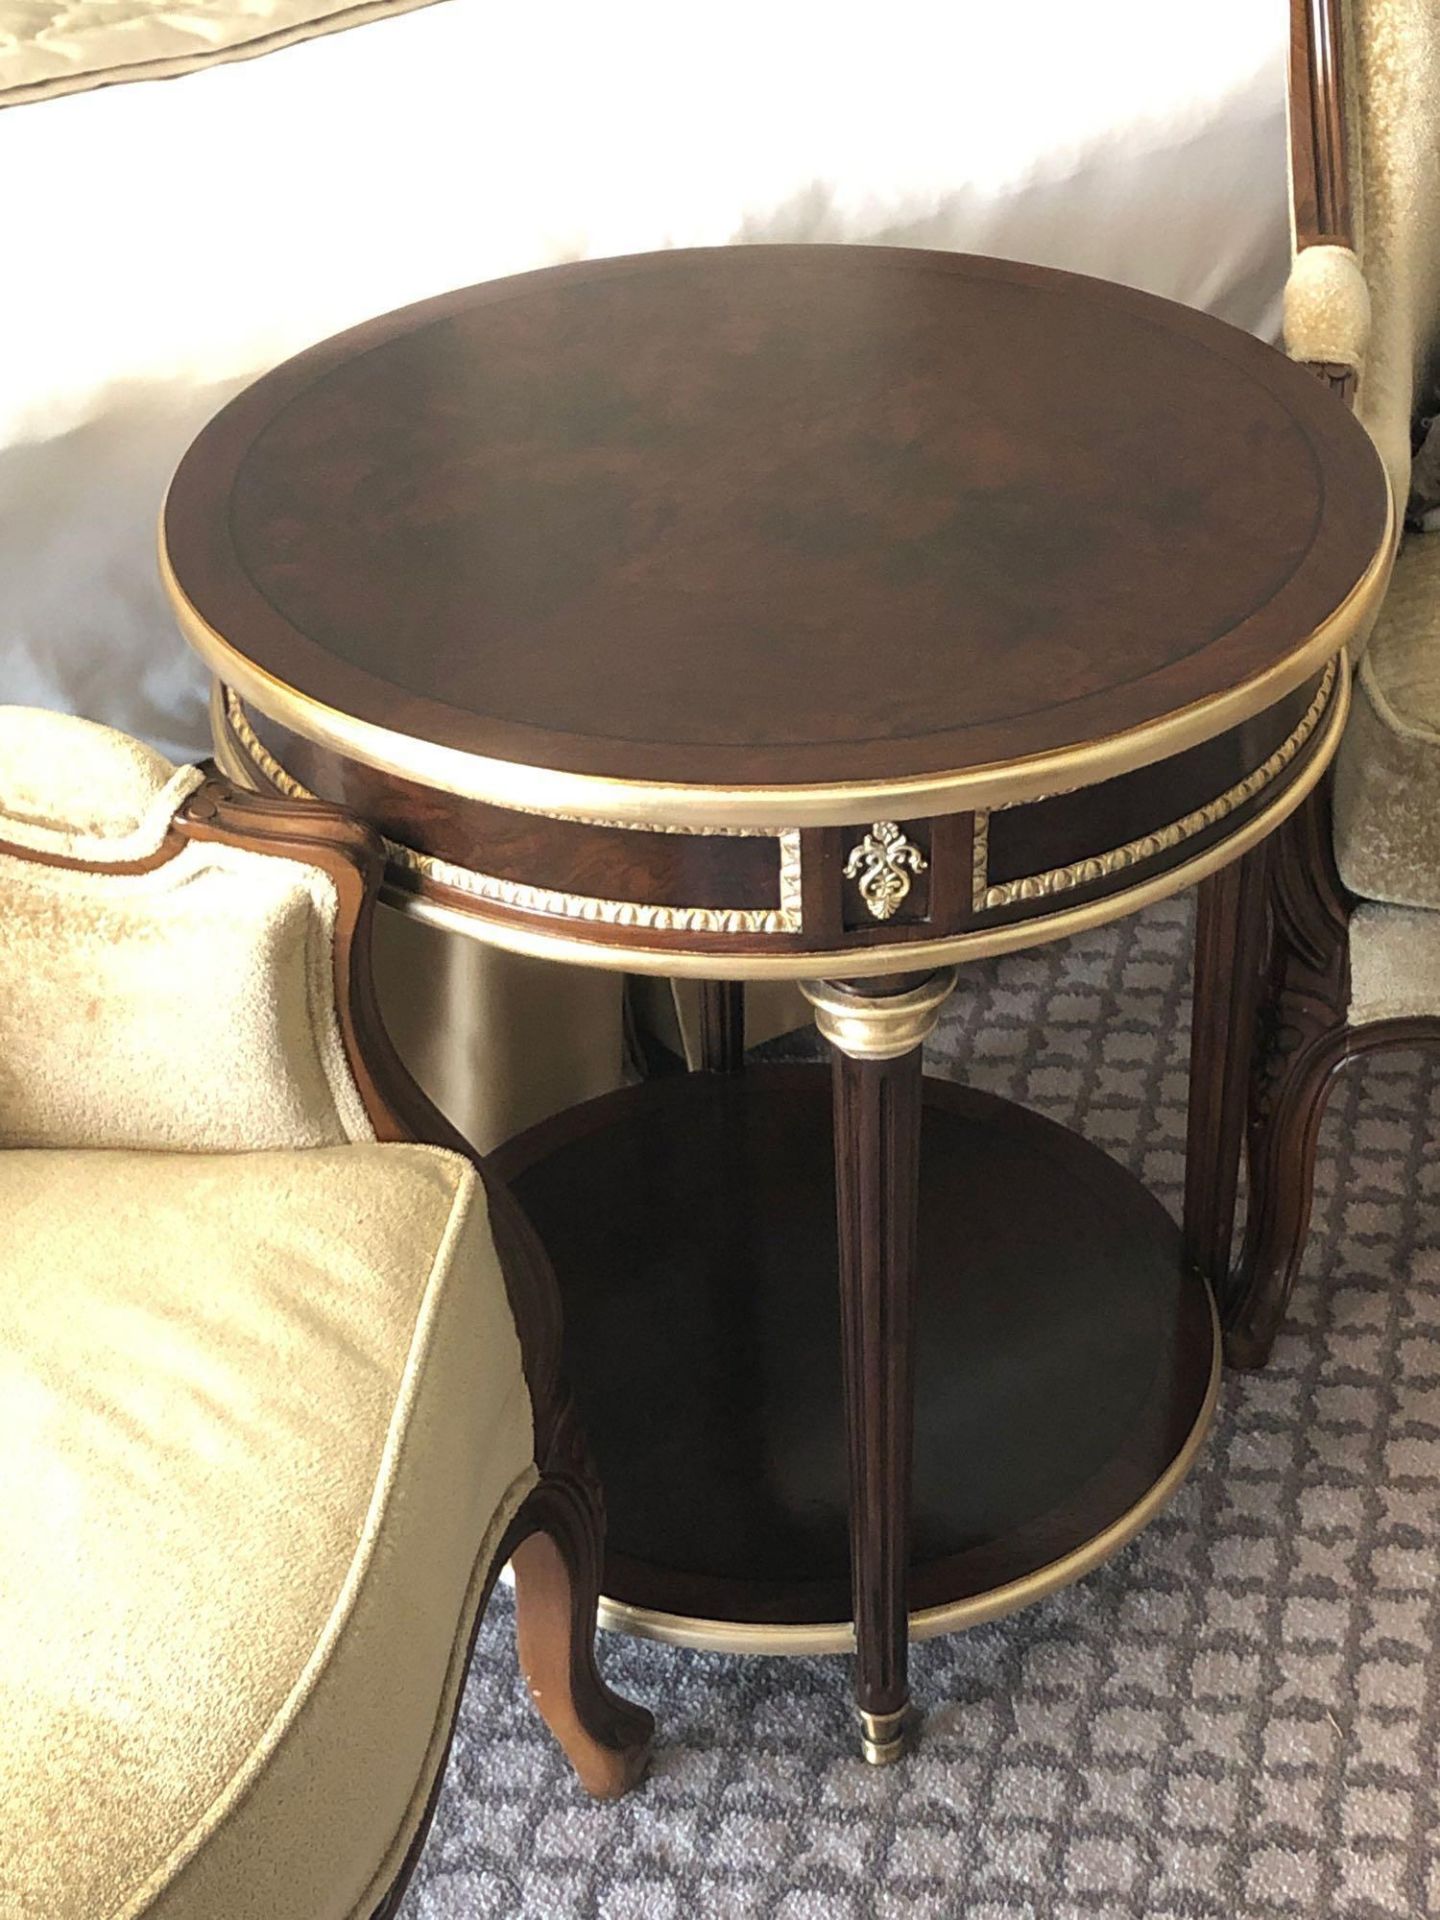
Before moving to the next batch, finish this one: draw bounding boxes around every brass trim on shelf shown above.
[165,482,1390,830]
[372,653,1351,977]
[971,656,1339,912]
[594,1285,1223,1657]
[219,688,804,936]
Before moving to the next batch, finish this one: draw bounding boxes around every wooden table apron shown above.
[162,246,1392,1762]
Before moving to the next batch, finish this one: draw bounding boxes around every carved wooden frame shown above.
[2,770,651,1914]
[1185,0,1440,1368]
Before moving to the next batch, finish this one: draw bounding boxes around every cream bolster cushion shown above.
[1282,242,1372,370]
[0,1142,535,1920]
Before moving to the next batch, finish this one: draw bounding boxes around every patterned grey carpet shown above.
[403,893,1440,1919]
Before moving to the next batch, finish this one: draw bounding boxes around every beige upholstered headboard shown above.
[0,0,448,106]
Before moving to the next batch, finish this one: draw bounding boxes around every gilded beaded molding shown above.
[970,658,1338,913]
[223,689,803,935]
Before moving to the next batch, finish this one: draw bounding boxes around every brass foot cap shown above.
[858,1705,920,1767]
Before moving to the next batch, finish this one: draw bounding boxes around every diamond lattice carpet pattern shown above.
[403,894,1440,1919]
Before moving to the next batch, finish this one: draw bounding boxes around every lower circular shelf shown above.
[492,1064,1219,1655]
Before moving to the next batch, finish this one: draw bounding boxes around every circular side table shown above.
[161,247,1391,1764]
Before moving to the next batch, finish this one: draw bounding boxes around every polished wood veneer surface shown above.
[167,246,1387,805]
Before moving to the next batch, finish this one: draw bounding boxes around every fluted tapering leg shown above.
[803,969,957,1763]
[698,981,745,1072]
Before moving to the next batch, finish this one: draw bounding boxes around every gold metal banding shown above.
[971,657,1339,911]
[595,1286,1222,1656]
[164,482,1389,830]
[801,970,959,1061]
[211,650,1351,982]
[858,1706,920,1767]
[360,654,1352,978]
[218,687,805,936]
[222,686,793,837]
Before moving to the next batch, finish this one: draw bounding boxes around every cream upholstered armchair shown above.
[0,707,651,1920]
[1220,0,1440,1364]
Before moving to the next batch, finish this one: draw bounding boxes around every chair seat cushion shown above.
[0,1143,536,1920]
[1334,531,1440,912]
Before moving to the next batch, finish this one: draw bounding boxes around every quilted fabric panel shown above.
[0,0,447,105]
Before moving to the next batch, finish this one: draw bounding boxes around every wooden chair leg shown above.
[365,1447,650,1919]
[1226,1024,1348,1368]
[1229,1008,1440,1367]
[511,1452,654,1799]
[1223,783,1352,1368]
[1184,846,1271,1306]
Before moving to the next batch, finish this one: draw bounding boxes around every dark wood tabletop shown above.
[167,245,1390,976]
[166,246,1388,808]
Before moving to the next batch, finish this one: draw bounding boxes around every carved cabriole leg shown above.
[698,981,746,1072]
[1225,782,1354,1369]
[1184,845,1272,1307]
[511,1403,655,1799]
[801,968,958,1765]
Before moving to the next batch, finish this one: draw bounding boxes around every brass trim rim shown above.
[164,481,1390,830]
[368,653,1351,977]
[595,1284,1222,1656]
